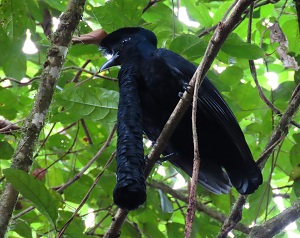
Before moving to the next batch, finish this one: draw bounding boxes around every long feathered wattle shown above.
[113,65,146,210]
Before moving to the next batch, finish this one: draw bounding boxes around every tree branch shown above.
[0,0,86,236]
[249,199,300,237]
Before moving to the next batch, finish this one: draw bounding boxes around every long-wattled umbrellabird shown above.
[98,27,262,210]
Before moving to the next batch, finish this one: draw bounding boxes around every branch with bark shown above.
[249,199,300,237]
[0,0,86,236]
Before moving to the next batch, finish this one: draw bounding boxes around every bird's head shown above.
[99,27,157,70]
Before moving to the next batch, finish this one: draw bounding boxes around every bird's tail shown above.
[113,67,146,210]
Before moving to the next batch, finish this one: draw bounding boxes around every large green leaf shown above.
[221,33,265,59]
[0,26,26,79]
[13,221,33,238]
[167,222,185,237]
[56,85,119,122]
[169,34,206,61]
[273,81,296,102]
[57,211,90,238]
[3,47,26,79]
[219,66,244,87]
[181,0,212,28]
[0,0,27,40]
[4,168,61,227]
[282,19,300,55]
[86,0,147,33]
[293,178,300,198]
[42,0,69,12]
[0,141,14,160]
[246,182,273,222]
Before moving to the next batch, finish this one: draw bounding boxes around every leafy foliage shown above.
[0,0,299,237]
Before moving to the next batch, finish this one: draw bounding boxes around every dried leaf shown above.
[72,29,107,45]
[0,119,21,134]
[270,23,300,71]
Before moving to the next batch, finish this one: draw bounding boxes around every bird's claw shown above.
[183,83,193,94]
[178,83,193,98]
[178,92,184,98]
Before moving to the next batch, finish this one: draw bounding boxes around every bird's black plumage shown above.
[113,65,146,210]
[100,27,262,209]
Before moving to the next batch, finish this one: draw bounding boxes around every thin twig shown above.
[57,151,116,237]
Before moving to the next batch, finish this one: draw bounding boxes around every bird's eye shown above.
[121,38,131,46]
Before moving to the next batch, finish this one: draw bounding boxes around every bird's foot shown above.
[178,83,193,98]
[183,82,193,94]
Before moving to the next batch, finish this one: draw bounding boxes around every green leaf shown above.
[219,66,244,87]
[3,168,61,226]
[282,19,300,55]
[246,182,273,221]
[181,0,212,28]
[142,4,184,33]
[169,34,206,61]
[0,141,14,160]
[293,178,300,198]
[86,0,146,33]
[290,166,300,181]
[24,0,43,22]
[0,0,27,40]
[56,85,119,122]
[57,211,89,238]
[13,221,33,238]
[212,2,232,24]
[290,142,300,168]
[43,0,68,12]
[221,33,265,59]
[3,47,26,79]
[0,25,26,79]
[158,189,173,213]
[121,221,141,237]
[167,222,185,237]
[142,221,165,238]
[273,81,296,102]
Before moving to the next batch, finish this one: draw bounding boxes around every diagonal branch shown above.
[249,199,300,237]
[0,0,86,236]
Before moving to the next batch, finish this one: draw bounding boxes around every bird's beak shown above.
[100,52,120,71]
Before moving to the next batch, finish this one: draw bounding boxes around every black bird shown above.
[99,27,262,209]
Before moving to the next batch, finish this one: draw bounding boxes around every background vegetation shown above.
[0,0,299,237]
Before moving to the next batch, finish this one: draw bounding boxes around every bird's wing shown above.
[199,80,262,194]
[156,49,261,194]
